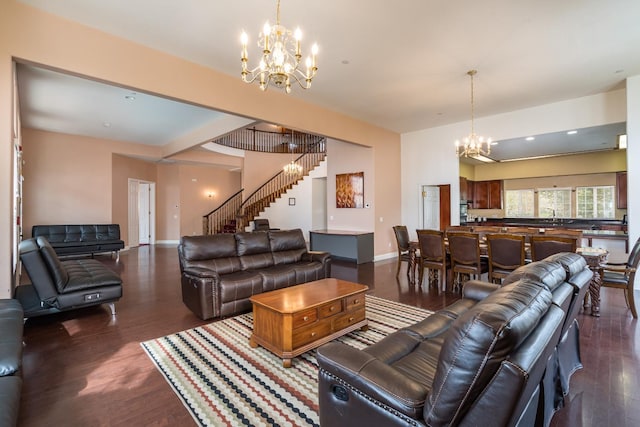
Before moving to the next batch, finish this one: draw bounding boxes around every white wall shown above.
[402,87,633,289]
[257,160,327,241]
[627,75,640,293]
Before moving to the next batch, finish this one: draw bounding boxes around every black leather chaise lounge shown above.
[16,237,123,318]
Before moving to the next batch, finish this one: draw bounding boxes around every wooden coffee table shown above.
[249,278,369,367]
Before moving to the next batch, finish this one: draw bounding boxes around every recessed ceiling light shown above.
[103,122,111,127]
[124,95,136,101]
[566,130,578,135]
[341,60,350,65]
[525,136,535,141]
[490,141,498,146]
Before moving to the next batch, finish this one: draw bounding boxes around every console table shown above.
[309,230,374,264]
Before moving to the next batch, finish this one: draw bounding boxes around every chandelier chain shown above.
[455,69,491,159]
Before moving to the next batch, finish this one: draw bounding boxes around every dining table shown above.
[408,238,609,317]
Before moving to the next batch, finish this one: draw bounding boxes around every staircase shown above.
[203,129,327,234]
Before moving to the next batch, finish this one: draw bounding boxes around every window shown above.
[505,189,535,217]
[538,188,572,218]
[576,186,615,218]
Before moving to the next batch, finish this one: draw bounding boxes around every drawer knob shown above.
[311,332,317,337]
[303,316,309,321]
[349,317,354,322]
[353,299,359,304]
[330,306,335,311]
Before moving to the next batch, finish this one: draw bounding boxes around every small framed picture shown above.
[289,197,296,206]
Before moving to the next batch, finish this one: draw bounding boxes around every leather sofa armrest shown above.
[303,251,331,263]
[182,267,220,280]
[462,280,500,301]
[317,342,428,419]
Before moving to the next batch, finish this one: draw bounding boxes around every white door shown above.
[138,183,150,244]
[422,186,440,230]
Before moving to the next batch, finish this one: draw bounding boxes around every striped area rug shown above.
[141,295,433,427]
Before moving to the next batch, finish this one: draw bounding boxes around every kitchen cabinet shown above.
[469,180,502,209]
[616,171,627,209]
[460,177,468,201]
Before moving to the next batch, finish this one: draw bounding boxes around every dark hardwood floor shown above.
[17,245,640,426]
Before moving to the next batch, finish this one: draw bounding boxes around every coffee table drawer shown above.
[292,321,332,348]
[345,294,365,310]
[318,300,343,318]
[333,308,366,331]
[292,308,318,329]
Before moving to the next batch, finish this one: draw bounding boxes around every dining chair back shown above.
[416,229,449,290]
[601,236,640,318]
[486,233,526,283]
[393,225,412,277]
[446,231,488,289]
[530,235,578,261]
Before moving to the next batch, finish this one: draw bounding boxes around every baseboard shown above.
[374,252,397,262]
[154,240,180,245]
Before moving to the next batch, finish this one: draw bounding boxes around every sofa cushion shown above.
[258,265,297,291]
[0,300,24,377]
[544,252,587,278]
[424,280,552,427]
[37,237,69,292]
[290,261,325,283]
[181,235,241,274]
[236,232,275,270]
[0,376,22,427]
[219,271,264,304]
[502,260,567,292]
[270,229,307,264]
[236,232,271,256]
[62,260,123,293]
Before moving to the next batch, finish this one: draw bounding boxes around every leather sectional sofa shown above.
[0,299,23,427]
[32,224,125,261]
[178,229,331,320]
[317,253,591,427]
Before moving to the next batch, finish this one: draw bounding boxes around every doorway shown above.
[128,179,156,247]
[421,184,451,230]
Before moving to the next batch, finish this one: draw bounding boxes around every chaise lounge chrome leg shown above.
[115,251,120,263]
[107,303,116,316]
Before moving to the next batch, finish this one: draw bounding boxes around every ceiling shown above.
[15,0,640,160]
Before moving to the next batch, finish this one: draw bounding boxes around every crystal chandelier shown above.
[455,70,492,158]
[283,130,303,175]
[241,0,318,94]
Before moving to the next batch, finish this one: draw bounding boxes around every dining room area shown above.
[393,224,638,320]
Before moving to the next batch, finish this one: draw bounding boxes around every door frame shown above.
[128,178,156,247]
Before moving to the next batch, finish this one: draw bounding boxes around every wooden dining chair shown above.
[486,233,526,283]
[600,236,640,318]
[529,235,578,262]
[446,231,488,290]
[392,225,412,277]
[416,229,449,291]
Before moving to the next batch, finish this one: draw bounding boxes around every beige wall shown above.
[112,154,157,246]
[22,128,241,245]
[156,164,180,242]
[178,164,242,237]
[471,150,626,181]
[243,151,293,195]
[0,0,401,294]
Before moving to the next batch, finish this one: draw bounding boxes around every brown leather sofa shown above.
[317,253,591,427]
[178,229,331,320]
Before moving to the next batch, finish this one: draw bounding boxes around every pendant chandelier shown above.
[241,0,318,94]
[283,130,303,175]
[455,70,492,158]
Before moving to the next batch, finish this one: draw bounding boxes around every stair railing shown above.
[202,189,243,235]
[213,128,325,153]
[236,150,326,230]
